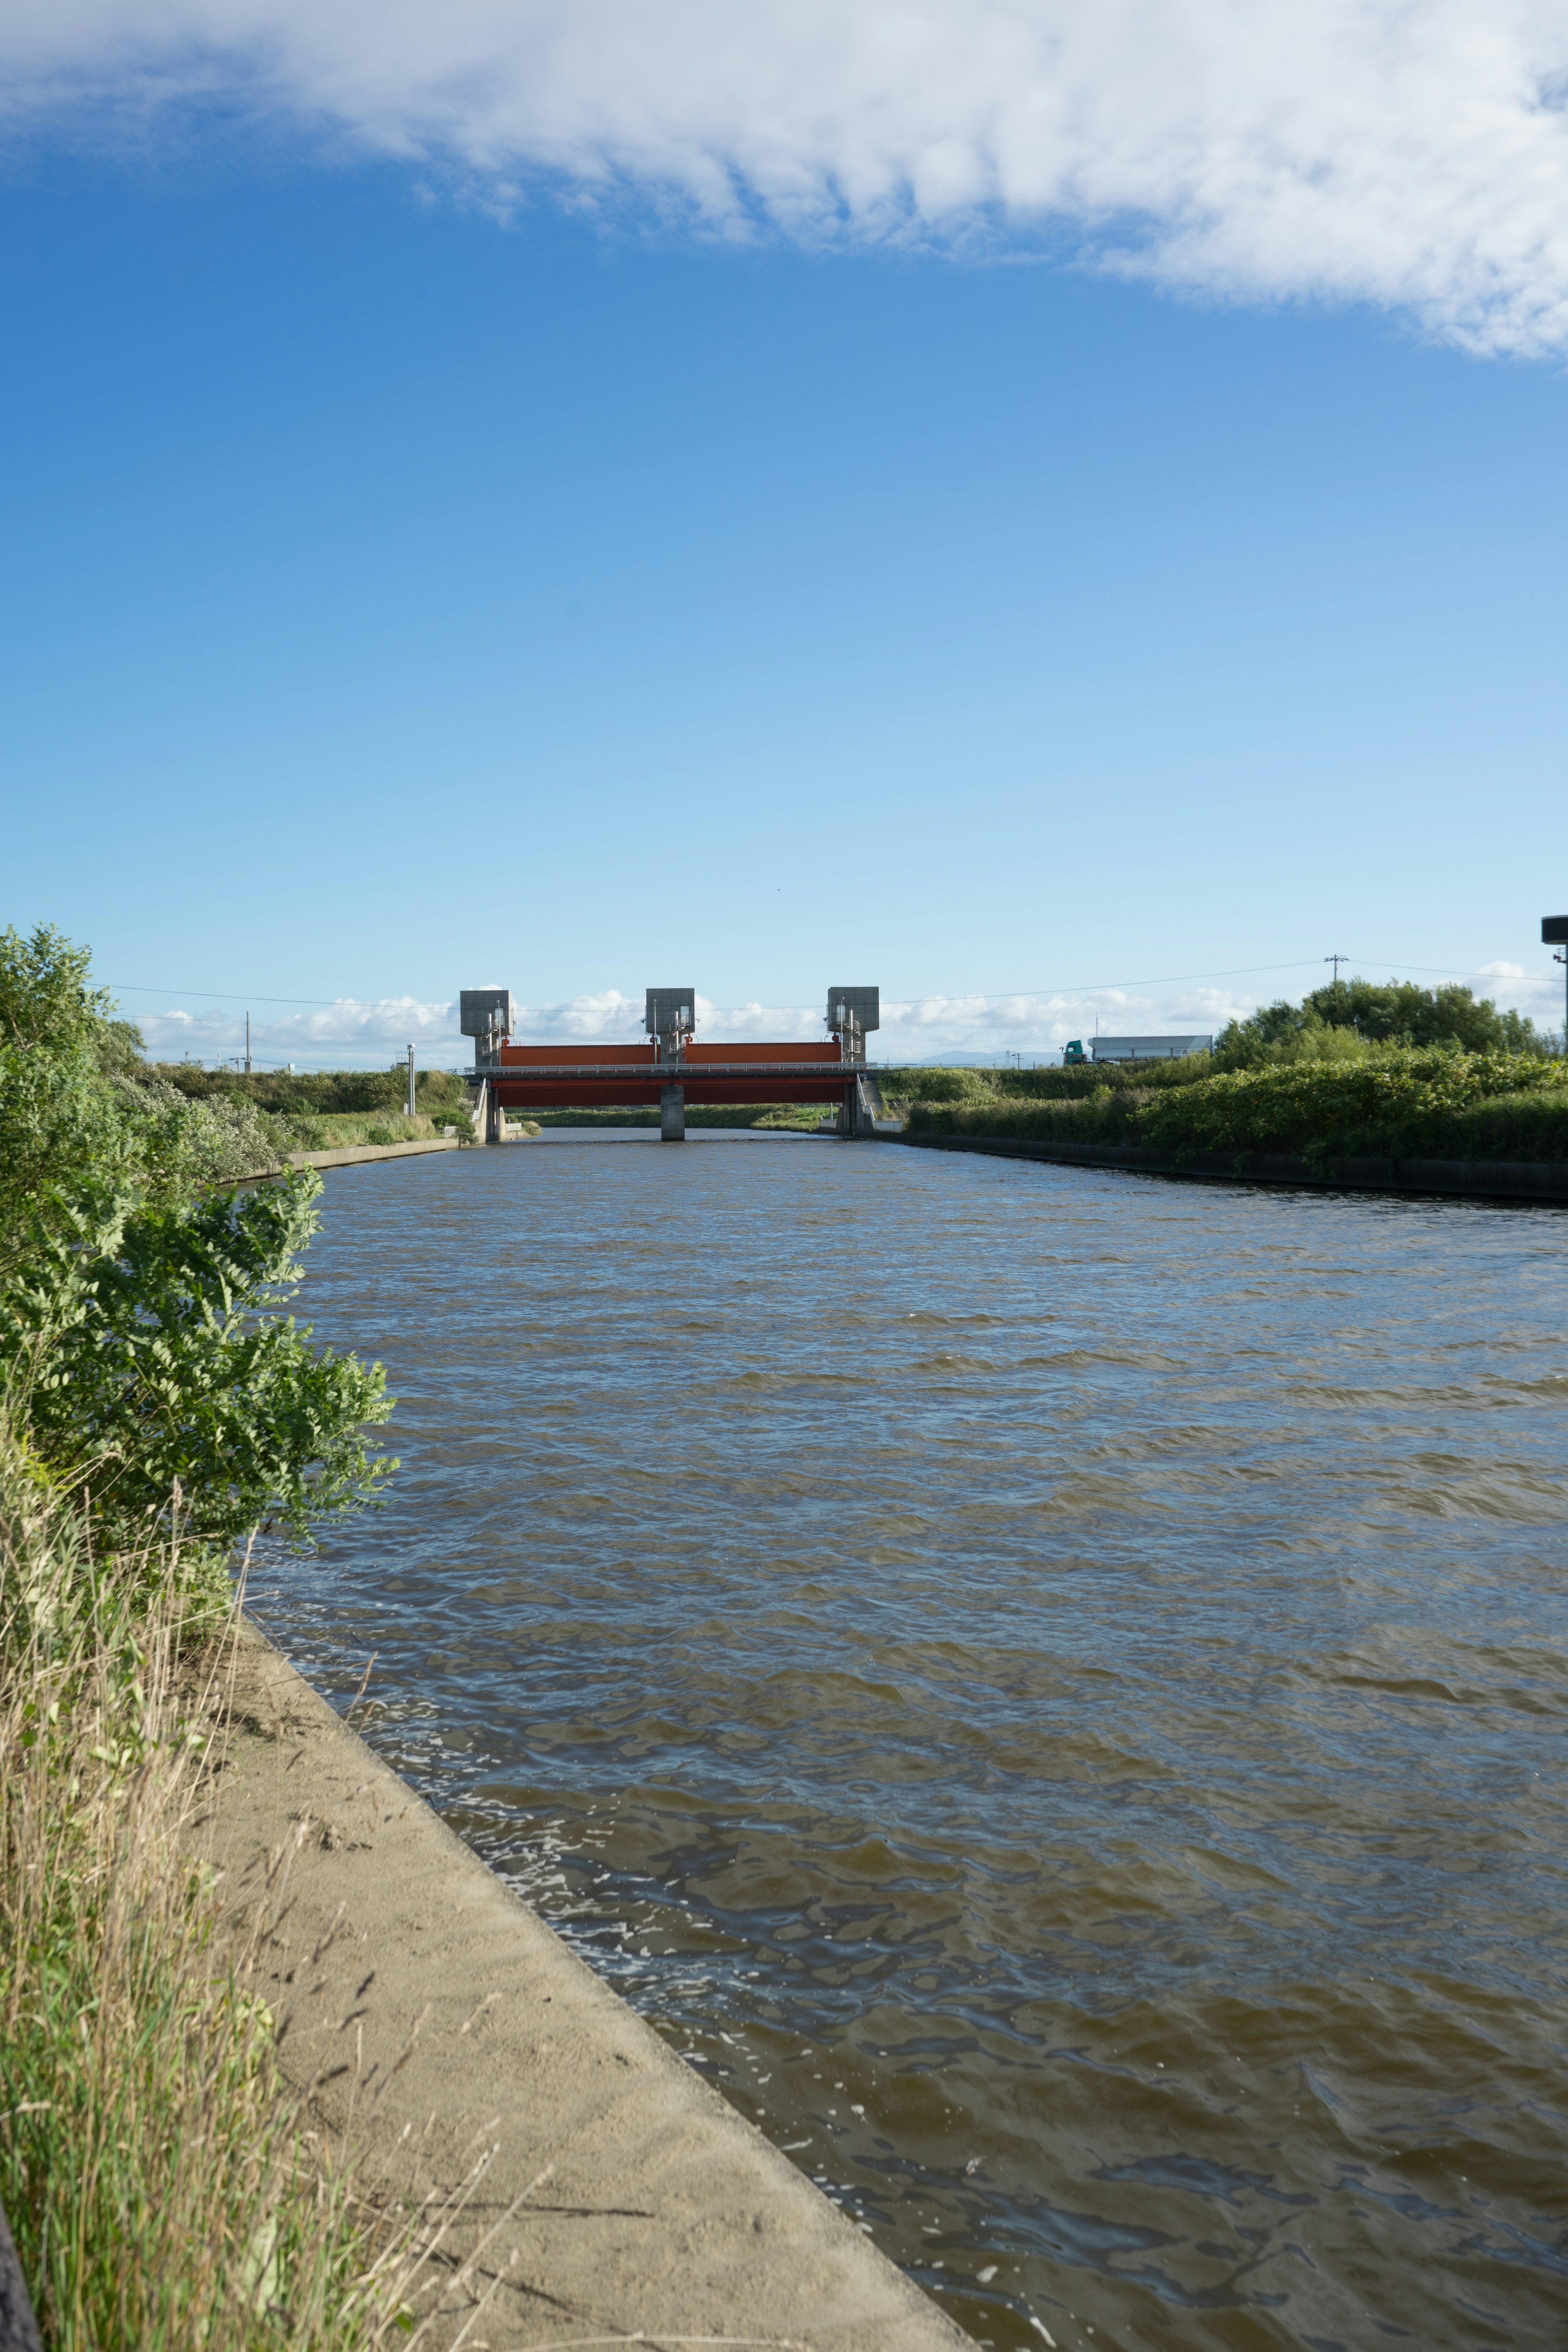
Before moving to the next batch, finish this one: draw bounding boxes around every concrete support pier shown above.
[660,1083,686,1142]
[837,1074,878,1138]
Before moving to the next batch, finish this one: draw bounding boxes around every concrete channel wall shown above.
[283,1137,464,1172]
[886,1129,1568,1205]
[210,1623,969,2352]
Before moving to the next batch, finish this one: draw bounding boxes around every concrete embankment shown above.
[283,1137,464,1172]
[209,1622,968,2352]
[886,1130,1568,1205]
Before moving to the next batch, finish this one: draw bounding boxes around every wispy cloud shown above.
[134,993,461,1070]
[4,1,1568,354]
[127,964,1564,1069]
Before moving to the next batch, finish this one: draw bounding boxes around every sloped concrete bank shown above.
[284,1137,463,1172]
[208,1621,968,2352]
[887,1130,1568,1205]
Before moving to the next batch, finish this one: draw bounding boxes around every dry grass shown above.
[0,1441,521,2350]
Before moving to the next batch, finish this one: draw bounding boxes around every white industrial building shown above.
[1091,1035,1213,1063]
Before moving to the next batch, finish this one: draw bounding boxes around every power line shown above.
[107,982,364,1007]
[105,952,1559,1027]
[109,962,1322,1016]
[873,958,1334,1011]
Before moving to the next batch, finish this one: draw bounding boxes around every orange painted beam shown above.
[488,1037,851,1109]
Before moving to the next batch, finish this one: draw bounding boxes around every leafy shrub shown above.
[908,1050,1568,1164]
[1412,1091,1568,1162]
[908,1093,1143,1147]
[882,1056,1212,1119]
[147,1063,472,1116]
[0,923,397,1566]
[0,925,138,1254]
[3,1172,394,1559]
[1139,1051,1568,1159]
[109,1074,294,1189]
[1217,977,1548,1067]
[0,926,418,2345]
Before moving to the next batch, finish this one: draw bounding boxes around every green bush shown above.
[0,923,396,1565]
[909,1093,1142,1147]
[1217,977,1548,1067]
[882,1056,1212,1119]
[147,1062,472,1117]
[3,1172,394,1561]
[0,928,412,2346]
[1140,1050,1568,1159]
[907,1049,1568,1164]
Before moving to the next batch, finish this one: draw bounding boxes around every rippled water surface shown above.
[255,1136,1568,2350]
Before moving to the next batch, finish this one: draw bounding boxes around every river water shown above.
[254,1136,1568,2350]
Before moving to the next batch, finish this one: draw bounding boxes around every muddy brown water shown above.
[254,1134,1568,2350]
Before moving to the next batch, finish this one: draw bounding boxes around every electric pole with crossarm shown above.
[1543,917,1568,1052]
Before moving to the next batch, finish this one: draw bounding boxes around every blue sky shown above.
[4,4,1567,1065]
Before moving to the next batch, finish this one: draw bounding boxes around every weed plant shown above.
[0,1437,439,2351]
[0,923,432,2343]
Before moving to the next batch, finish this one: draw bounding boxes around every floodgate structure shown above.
[460,984,887,1141]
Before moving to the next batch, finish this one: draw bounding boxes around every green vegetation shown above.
[0,924,409,2344]
[524,1102,825,1129]
[891,980,1567,1165]
[878,1054,1210,1118]
[1214,975,1548,1065]
[146,1062,478,1154]
[1,926,396,1582]
[148,1060,473,1118]
[908,1047,1568,1163]
[0,1458,428,2350]
[284,1108,472,1151]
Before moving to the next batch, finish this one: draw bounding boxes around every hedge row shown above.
[145,1062,470,1115]
[906,1051,1568,1164]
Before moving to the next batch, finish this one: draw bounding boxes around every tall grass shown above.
[904,1049,1568,1163]
[879,1057,1212,1118]
[281,1110,454,1152]
[0,1434,497,2350]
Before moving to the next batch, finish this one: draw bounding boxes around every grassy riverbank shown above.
[281,1107,467,1149]
[147,1063,479,1153]
[0,926,412,2344]
[896,1048,1568,1163]
[885,980,1567,1162]
[524,1102,826,1129]
[0,1456,434,2349]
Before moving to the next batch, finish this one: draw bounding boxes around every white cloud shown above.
[4,0,1568,353]
[131,982,1218,1067]
[134,992,463,1068]
[125,960,1565,1068]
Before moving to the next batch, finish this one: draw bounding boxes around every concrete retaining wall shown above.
[889,1129,1568,1205]
[208,1621,967,2351]
[284,1137,464,1172]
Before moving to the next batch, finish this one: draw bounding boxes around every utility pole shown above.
[1545,918,1568,1053]
[244,1013,252,1076]
[407,1043,416,1118]
[1325,953,1348,984]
